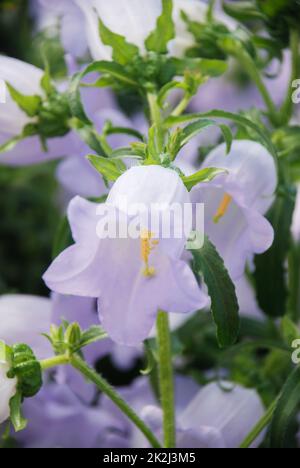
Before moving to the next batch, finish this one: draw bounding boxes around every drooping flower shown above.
[0,55,75,166]
[0,294,52,359]
[44,165,208,345]
[191,140,277,280]
[101,377,265,448]
[73,0,212,60]
[0,294,52,425]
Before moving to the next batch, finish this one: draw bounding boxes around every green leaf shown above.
[87,154,126,182]
[9,392,27,433]
[69,118,105,155]
[182,167,227,191]
[254,188,296,318]
[78,326,108,351]
[223,1,266,21]
[281,317,300,347]
[145,0,175,54]
[6,83,41,117]
[171,57,228,77]
[178,118,232,153]
[98,18,139,65]
[165,109,278,161]
[270,366,300,448]
[9,344,43,398]
[68,62,139,125]
[187,234,240,347]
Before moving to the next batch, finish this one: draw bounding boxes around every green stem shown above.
[70,354,162,449]
[147,92,164,153]
[281,29,300,125]
[240,399,278,448]
[40,355,70,371]
[171,94,191,117]
[232,48,279,126]
[156,311,176,448]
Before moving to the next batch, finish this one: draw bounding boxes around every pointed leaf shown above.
[6,83,41,117]
[145,0,175,54]
[182,167,227,191]
[188,234,240,347]
[9,392,27,433]
[270,366,300,448]
[98,19,139,65]
[87,154,126,182]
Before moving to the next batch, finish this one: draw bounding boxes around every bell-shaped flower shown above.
[0,294,52,425]
[0,55,75,166]
[74,0,210,60]
[191,140,277,280]
[44,165,208,345]
[101,377,265,448]
[0,294,52,359]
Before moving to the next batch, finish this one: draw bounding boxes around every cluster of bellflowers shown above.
[0,0,300,449]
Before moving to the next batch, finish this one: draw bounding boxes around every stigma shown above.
[213,193,233,223]
[140,229,159,277]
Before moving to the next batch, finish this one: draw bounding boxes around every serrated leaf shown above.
[87,154,126,182]
[270,366,300,448]
[98,18,139,65]
[6,83,41,117]
[145,0,175,54]
[9,392,27,433]
[182,167,226,191]
[188,234,240,347]
[254,188,296,318]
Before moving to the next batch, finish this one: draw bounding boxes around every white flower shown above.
[73,0,215,60]
[0,360,17,425]
[0,295,52,359]
[191,140,277,280]
[0,55,74,166]
[292,186,300,243]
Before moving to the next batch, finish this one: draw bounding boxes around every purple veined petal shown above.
[202,140,277,214]
[0,294,52,359]
[178,382,265,448]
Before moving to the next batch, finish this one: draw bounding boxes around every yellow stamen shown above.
[140,229,158,277]
[213,193,233,223]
